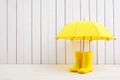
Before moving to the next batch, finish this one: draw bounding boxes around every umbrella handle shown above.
[89,40,91,52]
[89,37,92,52]
[83,37,85,52]
[83,37,91,52]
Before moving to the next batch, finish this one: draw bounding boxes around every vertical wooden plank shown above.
[81,0,90,52]
[8,0,16,64]
[23,0,32,64]
[41,0,49,64]
[0,0,7,64]
[32,0,41,64]
[97,0,105,64]
[105,0,114,64]
[73,0,80,22]
[114,0,120,64]
[17,0,24,64]
[57,0,65,64]
[48,0,56,64]
[72,0,81,54]
[66,0,73,64]
[90,0,97,64]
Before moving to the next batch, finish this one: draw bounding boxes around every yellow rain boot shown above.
[69,51,83,72]
[77,52,93,74]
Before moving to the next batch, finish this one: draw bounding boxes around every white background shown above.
[0,0,119,64]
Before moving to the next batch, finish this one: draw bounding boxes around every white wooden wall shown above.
[0,0,119,64]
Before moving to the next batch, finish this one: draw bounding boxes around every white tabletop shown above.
[0,64,120,80]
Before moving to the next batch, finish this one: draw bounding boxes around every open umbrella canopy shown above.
[56,20,115,40]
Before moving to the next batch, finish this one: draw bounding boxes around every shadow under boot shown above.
[69,51,83,72]
[77,52,93,74]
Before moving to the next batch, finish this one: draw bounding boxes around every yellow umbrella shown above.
[56,20,115,40]
[56,20,115,74]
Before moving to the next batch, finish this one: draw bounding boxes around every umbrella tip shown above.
[83,17,85,20]
[81,17,86,21]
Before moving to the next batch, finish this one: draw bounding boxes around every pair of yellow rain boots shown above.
[69,51,93,74]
